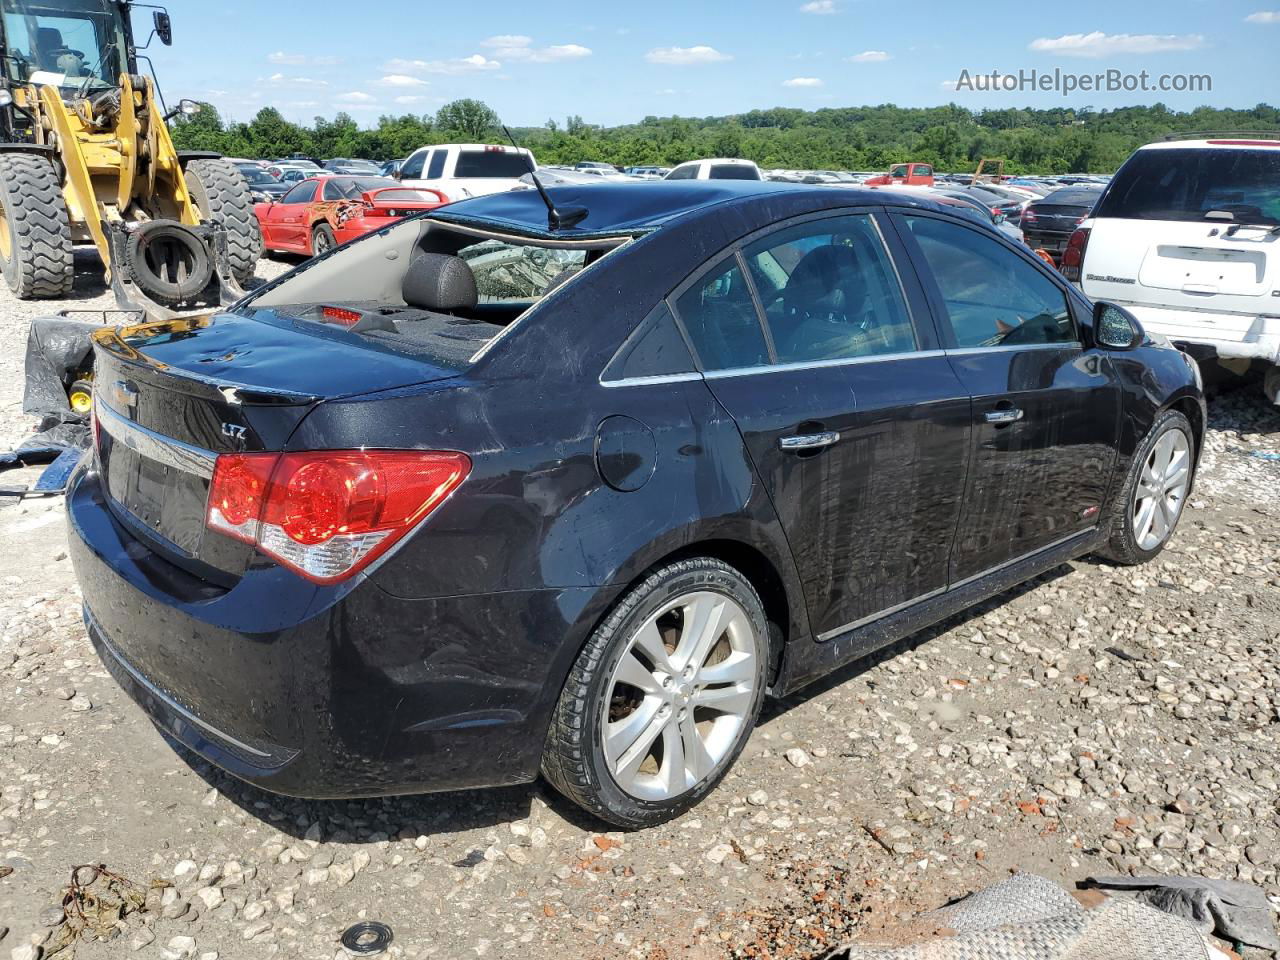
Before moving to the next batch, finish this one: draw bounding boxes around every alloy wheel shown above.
[1132,427,1191,551]
[601,591,759,802]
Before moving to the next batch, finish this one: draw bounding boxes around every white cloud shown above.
[940,79,959,90]
[1244,10,1280,22]
[334,91,374,103]
[481,36,591,62]
[783,76,823,87]
[482,34,533,48]
[394,95,427,105]
[645,45,732,65]
[384,54,501,75]
[264,73,328,87]
[800,0,837,12]
[847,50,891,62]
[1028,31,1204,57]
[268,51,341,67]
[379,74,428,87]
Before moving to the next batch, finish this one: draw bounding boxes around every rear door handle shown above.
[984,408,1024,424]
[779,431,840,452]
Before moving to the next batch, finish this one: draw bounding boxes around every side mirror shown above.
[153,11,172,46]
[1094,301,1144,350]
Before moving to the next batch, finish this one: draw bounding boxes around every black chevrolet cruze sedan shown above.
[67,181,1205,827]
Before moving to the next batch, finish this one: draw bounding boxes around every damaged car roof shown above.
[427,180,919,240]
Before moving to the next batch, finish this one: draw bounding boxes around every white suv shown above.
[1069,135,1280,403]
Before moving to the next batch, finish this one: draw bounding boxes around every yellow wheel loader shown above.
[0,0,260,314]
[3,0,263,420]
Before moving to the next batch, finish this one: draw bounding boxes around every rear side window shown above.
[674,255,769,370]
[905,216,1075,348]
[426,150,447,178]
[742,214,915,363]
[1097,147,1280,225]
[602,303,695,382]
[709,164,759,180]
[453,150,532,178]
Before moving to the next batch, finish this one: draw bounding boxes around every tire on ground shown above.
[0,153,74,299]
[1096,408,1195,566]
[312,222,336,257]
[184,158,261,284]
[123,221,213,308]
[541,557,769,828]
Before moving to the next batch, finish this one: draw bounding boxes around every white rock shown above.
[784,748,811,768]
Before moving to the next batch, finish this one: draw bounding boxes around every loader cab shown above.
[0,0,137,98]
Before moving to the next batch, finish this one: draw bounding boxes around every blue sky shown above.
[145,0,1279,127]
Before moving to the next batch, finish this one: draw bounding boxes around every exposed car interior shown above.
[246,218,628,364]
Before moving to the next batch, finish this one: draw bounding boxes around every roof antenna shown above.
[502,125,588,231]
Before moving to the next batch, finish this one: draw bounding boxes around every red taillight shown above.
[206,450,471,583]
[322,306,363,326]
[1061,227,1090,282]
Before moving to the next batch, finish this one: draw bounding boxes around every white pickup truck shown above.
[397,143,535,203]
[1071,136,1280,404]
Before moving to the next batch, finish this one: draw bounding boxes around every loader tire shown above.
[185,158,261,285]
[0,154,74,299]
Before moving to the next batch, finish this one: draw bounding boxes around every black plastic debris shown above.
[23,315,103,420]
[340,921,393,955]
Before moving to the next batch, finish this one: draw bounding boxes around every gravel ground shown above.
[0,257,1278,960]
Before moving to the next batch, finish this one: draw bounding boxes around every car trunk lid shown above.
[91,309,465,581]
[1082,218,1278,313]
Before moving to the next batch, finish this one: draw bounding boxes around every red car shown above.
[255,176,447,257]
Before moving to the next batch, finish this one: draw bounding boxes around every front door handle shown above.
[984,408,1024,424]
[779,431,840,452]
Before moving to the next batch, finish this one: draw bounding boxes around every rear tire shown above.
[67,379,94,415]
[542,558,768,828]
[185,158,261,284]
[311,222,336,257]
[1097,409,1195,565]
[0,154,74,299]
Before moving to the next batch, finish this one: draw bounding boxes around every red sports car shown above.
[255,176,447,257]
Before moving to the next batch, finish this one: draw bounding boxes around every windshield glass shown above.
[1097,147,1280,225]
[2,0,127,93]
[240,167,278,186]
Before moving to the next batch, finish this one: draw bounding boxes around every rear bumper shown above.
[67,462,606,799]
[1107,303,1280,365]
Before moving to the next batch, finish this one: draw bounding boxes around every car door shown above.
[669,211,973,640]
[273,180,319,250]
[893,211,1120,583]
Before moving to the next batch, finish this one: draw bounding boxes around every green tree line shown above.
[172,99,1280,174]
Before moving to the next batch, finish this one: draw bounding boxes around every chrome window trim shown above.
[599,371,703,389]
[702,348,946,380]
[96,402,217,480]
[944,341,1083,357]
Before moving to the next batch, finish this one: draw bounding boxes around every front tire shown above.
[542,558,768,828]
[1097,409,1194,565]
[0,154,74,299]
[184,158,261,284]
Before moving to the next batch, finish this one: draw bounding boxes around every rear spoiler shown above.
[359,186,449,206]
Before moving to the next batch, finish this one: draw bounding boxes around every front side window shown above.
[1,0,126,92]
[399,149,428,180]
[674,256,769,371]
[281,181,318,205]
[742,214,915,363]
[905,215,1075,348]
[665,164,697,181]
